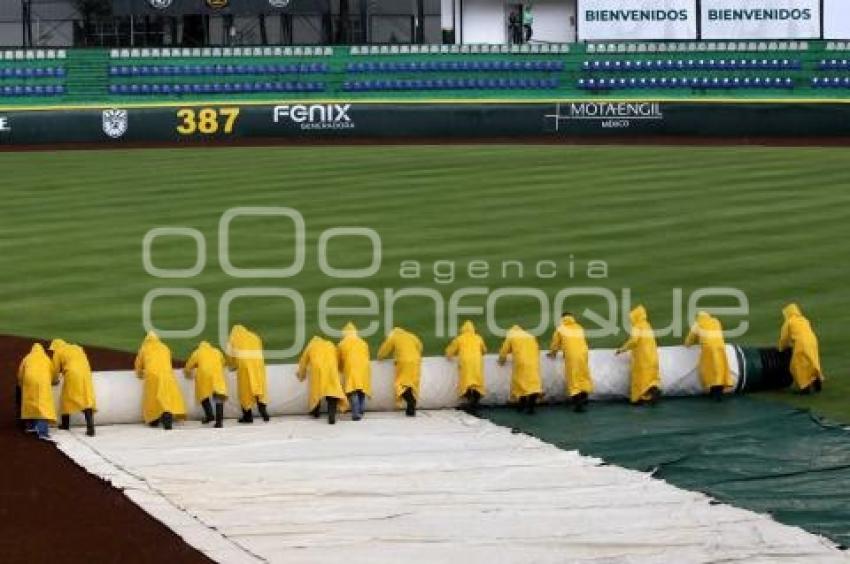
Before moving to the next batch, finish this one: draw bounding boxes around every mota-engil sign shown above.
[578,0,697,41]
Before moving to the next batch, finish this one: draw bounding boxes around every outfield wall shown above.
[1,100,849,145]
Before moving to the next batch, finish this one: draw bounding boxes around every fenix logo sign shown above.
[0,116,9,132]
[273,104,354,130]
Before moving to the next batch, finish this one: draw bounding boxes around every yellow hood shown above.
[561,315,577,326]
[144,331,159,344]
[461,320,476,334]
[696,311,711,324]
[343,322,358,337]
[630,305,647,325]
[783,303,802,320]
[48,338,68,352]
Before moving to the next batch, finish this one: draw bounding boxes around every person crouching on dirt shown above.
[547,313,592,412]
[226,325,270,423]
[184,341,228,428]
[134,332,187,430]
[378,327,423,417]
[684,312,732,401]
[17,343,59,440]
[779,303,824,394]
[498,325,543,414]
[616,305,662,406]
[297,336,348,424]
[445,320,487,416]
[50,339,96,436]
[338,322,371,421]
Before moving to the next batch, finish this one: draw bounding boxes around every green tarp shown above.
[481,396,850,548]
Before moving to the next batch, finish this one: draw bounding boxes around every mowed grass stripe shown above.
[1,145,848,419]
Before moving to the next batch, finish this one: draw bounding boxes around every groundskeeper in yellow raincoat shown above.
[498,325,543,402]
[684,312,732,392]
[377,327,423,405]
[338,323,372,397]
[226,325,268,410]
[17,343,58,422]
[548,315,593,398]
[134,332,187,424]
[778,303,823,391]
[50,339,96,415]
[617,306,661,404]
[298,337,349,413]
[184,341,228,404]
[445,320,487,398]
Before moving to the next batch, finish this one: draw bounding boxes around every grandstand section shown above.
[2,41,850,144]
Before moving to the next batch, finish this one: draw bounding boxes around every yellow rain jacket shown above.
[337,322,372,396]
[226,325,268,410]
[549,316,593,397]
[778,303,823,390]
[50,339,97,415]
[684,312,732,391]
[297,337,349,412]
[134,332,187,424]
[184,341,229,404]
[498,325,543,401]
[17,344,58,422]
[445,320,487,397]
[617,306,661,403]
[377,327,423,404]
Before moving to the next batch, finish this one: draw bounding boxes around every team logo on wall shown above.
[206,0,230,9]
[147,0,173,9]
[269,0,291,7]
[102,109,128,139]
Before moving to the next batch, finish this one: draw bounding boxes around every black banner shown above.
[1,101,849,146]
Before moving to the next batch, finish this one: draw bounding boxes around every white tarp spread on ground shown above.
[57,346,741,425]
[53,411,844,564]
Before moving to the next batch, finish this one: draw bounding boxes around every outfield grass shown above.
[1,145,847,420]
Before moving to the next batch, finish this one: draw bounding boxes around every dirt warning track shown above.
[0,334,211,564]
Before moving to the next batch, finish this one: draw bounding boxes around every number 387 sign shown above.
[176,107,241,136]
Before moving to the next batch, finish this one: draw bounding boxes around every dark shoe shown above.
[813,378,823,393]
[201,398,214,424]
[327,398,338,425]
[402,389,416,417]
[84,409,95,437]
[257,402,270,422]
[238,409,254,423]
[516,396,527,413]
[571,392,588,413]
[162,412,173,431]
[310,405,321,419]
[710,386,724,402]
[647,387,661,406]
[525,394,538,415]
[214,402,224,428]
[148,419,161,428]
[59,414,70,430]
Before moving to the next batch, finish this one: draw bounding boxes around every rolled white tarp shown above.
[57,345,740,426]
